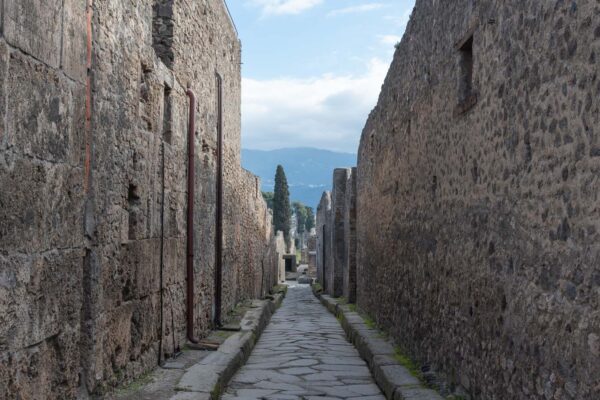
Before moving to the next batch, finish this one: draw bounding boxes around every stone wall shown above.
[306,233,317,278]
[357,1,600,399]
[275,231,287,284]
[316,192,332,289]
[329,169,349,297]
[0,0,87,397]
[0,1,279,398]
[316,169,358,301]
[343,168,357,303]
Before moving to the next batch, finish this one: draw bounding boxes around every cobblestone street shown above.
[223,284,385,399]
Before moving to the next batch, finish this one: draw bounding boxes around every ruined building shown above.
[318,1,600,399]
[0,1,282,398]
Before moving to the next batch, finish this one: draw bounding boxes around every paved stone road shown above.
[222,283,385,400]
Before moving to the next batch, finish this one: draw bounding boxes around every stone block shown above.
[170,392,211,400]
[343,167,357,303]
[61,0,87,82]
[373,364,421,399]
[329,168,350,297]
[101,302,136,376]
[316,191,331,288]
[121,239,161,299]
[5,50,85,165]
[0,249,83,350]
[177,362,220,393]
[4,0,63,68]
[393,386,445,400]
[1,326,81,399]
[0,154,84,252]
[129,294,160,360]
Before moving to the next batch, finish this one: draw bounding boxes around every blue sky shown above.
[227,0,415,153]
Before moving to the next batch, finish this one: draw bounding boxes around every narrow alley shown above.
[2,1,600,399]
[222,284,385,400]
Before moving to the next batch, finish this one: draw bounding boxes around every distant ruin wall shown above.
[316,192,332,289]
[357,1,600,399]
[343,168,357,303]
[0,1,278,398]
[329,169,349,297]
[317,169,357,301]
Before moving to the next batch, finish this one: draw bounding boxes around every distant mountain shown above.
[241,147,357,209]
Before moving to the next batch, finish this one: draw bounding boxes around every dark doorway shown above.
[285,258,293,272]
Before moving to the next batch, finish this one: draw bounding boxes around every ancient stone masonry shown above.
[305,232,318,278]
[316,168,358,303]
[343,168,357,303]
[353,0,600,399]
[0,1,280,398]
[316,191,332,291]
[329,169,349,298]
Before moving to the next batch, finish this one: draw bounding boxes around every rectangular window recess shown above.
[455,25,478,116]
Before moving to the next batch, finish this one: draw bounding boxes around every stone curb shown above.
[311,286,443,400]
[172,290,286,400]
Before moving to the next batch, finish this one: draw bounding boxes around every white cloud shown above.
[378,34,402,46]
[250,0,322,15]
[327,3,385,17]
[241,58,389,153]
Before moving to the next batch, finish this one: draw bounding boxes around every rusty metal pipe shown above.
[214,73,223,327]
[186,88,199,344]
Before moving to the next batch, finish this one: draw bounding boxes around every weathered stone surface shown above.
[170,392,211,400]
[316,289,443,400]
[317,167,357,302]
[329,168,350,297]
[223,284,385,400]
[355,1,600,399]
[0,1,280,398]
[373,365,421,399]
[343,167,357,303]
[61,0,87,82]
[4,0,64,68]
[393,387,445,400]
[316,191,332,290]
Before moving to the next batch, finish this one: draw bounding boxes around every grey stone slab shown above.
[373,364,421,398]
[235,388,279,397]
[176,363,219,393]
[277,367,317,375]
[169,392,211,400]
[223,285,385,399]
[393,386,445,400]
[61,0,87,82]
[4,0,63,68]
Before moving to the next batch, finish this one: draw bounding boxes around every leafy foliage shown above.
[262,191,274,210]
[305,206,315,232]
[293,201,308,235]
[273,165,292,250]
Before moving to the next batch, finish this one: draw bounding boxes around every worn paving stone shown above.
[223,283,385,399]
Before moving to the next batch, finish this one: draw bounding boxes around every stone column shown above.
[344,167,357,303]
[330,168,350,297]
[316,192,332,288]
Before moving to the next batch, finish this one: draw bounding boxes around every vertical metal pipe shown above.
[186,88,199,343]
[214,73,223,327]
[158,141,165,364]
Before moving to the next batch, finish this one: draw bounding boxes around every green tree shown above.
[293,202,308,236]
[273,165,292,250]
[305,207,315,232]
[262,191,274,210]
